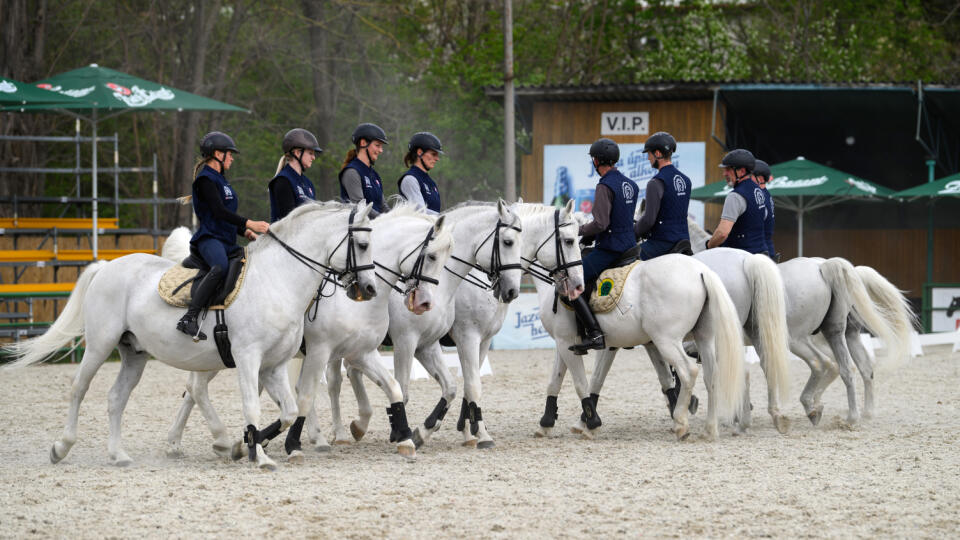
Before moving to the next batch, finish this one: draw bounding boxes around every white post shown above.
[797,195,803,257]
[91,111,99,260]
[503,0,516,202]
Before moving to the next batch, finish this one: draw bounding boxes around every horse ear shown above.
[517,196,524,204]
[433,214,446,234]
[356,200,372,222]
[563,198,575,217]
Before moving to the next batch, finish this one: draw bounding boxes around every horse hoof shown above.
[808,407,823,426]
[314,444,331,453]
[674,426,689,441]
[333,438,352,446]
[534,426,552,438]
[774,415,791,434]
[397,441,416,460]
[230,441,245,461]
[165,447,184,459]
[477,440,495,449]
[112,456,133,467]
[578,429,595,441]
[50,442,68,464]
[412,429,425,449]
[258,461,277,472]
[689,395,700,415]
[569,423,584,435]
[350,421,366,441]
[287,450,305,464]
[462,438,478,448]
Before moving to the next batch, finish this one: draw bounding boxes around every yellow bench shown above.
[0,282,75,294]
[0,217,119,230]
[0,248,156,263]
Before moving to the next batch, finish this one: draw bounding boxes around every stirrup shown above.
[177,316,207,342]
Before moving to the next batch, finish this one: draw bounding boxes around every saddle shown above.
[582,240,693,314]
[158,246,247,309]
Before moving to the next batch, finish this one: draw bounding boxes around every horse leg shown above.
[184,370,242,460]
[165,379,195,458]
[561,347,602,439]
[413,342,460,446]
[106,343,148,466]
[790,336,837,426]
[345,363,373,441]
[235,356,275,471]
[352,349,415,458]
[51,341,115,464]
[326,357,352,445]
[656,339,700,441]
[845,318,876,420]
[748,326,784,433]
[646,344,678,416]
[259,363,300,463]
[535,349,567,438]
[583,347,617,428]
[821,318,861,426]
[455,333,494,449]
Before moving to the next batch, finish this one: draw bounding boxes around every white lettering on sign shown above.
[601,112,649,135]
[939,180,960,194]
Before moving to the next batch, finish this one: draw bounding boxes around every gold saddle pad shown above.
[589,260,641,314]
[157,257,248,309]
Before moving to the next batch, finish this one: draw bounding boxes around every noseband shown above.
[523,209,583,286]
[373,226,440,295]
[445,217,523,291]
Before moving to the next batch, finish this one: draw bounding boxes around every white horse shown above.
[163,204,454,460]
[330,200,586,449]
[326,200,527,449]
[535,245,746,441]
[3,201,378,470]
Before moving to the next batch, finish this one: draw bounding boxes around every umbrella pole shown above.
[926,159,936,286]
[797,195,803,257]
[92,110,98,261]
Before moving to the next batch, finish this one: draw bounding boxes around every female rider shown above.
[339,123,388,218]
[397,132,443,214]
[269,128,321,222]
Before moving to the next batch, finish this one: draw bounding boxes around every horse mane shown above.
[249,200,355,254]
[379,198,437,223]
[687,216,711,247]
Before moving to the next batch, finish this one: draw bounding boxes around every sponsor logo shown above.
[37,84,95,98]
[673,174,686,195]
[766,175,828,189]
[845,177,877,194]
[939,180,960,195]
[513,308,551,340]
[223,186,234,199]
[622,182,635,202]
[754,188,765,206]
[106,83,175,107]
[0,80,16,93]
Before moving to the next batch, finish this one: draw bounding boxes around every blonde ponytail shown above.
[274,155,287,176]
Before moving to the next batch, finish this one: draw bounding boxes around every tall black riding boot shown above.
[568,295,605,355]
[176,266,224,341]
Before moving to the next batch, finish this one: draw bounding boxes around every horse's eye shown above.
[564,239,574,246]
[358,242,369,251]
[503,239,514,247]
[428,254,437,262]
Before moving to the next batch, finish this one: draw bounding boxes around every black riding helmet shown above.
[408,132,443,154]
[719,149,756,173]
[200,131,239,158]
[753,159,771,182]
[642,131,677,156]
[283,128,323,154]
[352,123,388,146]
[589,138,620,166]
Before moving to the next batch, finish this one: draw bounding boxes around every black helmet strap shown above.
[209,150,227,176]
[290,148,306,174]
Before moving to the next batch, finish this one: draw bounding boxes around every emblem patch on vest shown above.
[754,188,764,206]
[223,186,234,199]
[674,175,686,195]
[622,182,635,203]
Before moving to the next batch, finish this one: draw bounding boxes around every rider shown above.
[398,132,443,214]
[752,159,778,261]
[634,131,692,259]
[570,137,639,355]
[340,122,388,218]
[269,128,321,223]
[704,149,768,254]
[177,131,270,340]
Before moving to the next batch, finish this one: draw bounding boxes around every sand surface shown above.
[2,346,958,538]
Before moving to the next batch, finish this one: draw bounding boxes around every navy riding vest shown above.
[647,164,692,244]
[763,187,776,258]
[398,166,442,212]
[596,169,639,253]
[339,158,384,213]
[191,165,240,248]
[269,163,316,223]
[722,178,768,254]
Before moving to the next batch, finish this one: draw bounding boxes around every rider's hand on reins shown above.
[246,220,270,234]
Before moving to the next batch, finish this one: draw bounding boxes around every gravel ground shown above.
[2,346,958,538]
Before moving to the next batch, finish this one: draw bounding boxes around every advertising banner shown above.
[930,286,960,332]
[490,293,555,350]
[543,142,706,225]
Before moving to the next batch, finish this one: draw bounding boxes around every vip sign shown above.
[601,112,649,135]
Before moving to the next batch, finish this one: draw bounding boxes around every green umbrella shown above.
[0,76,85,110]
[890,172,960,200]
[691,157,895,256]
[12,64,247,259]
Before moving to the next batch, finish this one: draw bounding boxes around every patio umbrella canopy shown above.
[892,172,960,200]
[7,64,247,259]
[0,76,85,110]
[690,157,895,256]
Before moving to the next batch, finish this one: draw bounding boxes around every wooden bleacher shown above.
[0,217,119,230]
[0,248,155,263]
[0,282,75,295]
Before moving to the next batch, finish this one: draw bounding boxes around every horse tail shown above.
[700,268,746,418]
[820,258,899,363]
[2,260,107,369]
[854,265,916,365]
[161,226,192,262]
[743,253,791,403]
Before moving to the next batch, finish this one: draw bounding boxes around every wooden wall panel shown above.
[520,99,726,223]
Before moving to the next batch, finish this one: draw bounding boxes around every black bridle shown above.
[372,225,441,295]
[522,209,583,286]
[265,206,374,304]
[444,216,523,292]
